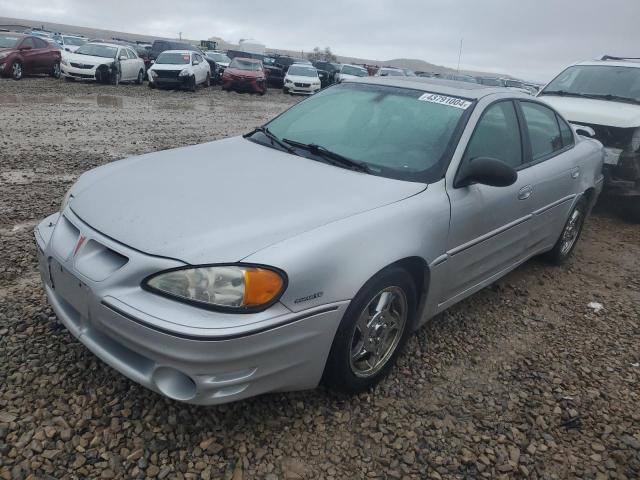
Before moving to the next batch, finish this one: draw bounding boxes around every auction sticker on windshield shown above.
[418,93,472,110]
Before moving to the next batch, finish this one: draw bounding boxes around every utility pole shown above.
[178,32,183,40]
[457,38,463,73]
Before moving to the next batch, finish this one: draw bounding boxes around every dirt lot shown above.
[1,77,639,480]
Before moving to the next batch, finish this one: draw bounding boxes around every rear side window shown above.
[520,102,563,161]
[557,115,575,148]
[464,101,523,168]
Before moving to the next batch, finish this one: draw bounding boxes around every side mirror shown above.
[150,60,155,65]
[572,124,595,138]
[119,54,127,60]
[455,157,518,188]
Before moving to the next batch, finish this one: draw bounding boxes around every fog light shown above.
[152,367,196,401]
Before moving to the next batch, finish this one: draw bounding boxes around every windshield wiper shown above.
[583,93,640,105]
[243,126,295,153]
[541,90,592,98]
[282,139,371,173]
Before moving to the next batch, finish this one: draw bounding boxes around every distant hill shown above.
[0,16,514,79]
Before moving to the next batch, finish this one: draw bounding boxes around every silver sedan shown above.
[35,78,604,404]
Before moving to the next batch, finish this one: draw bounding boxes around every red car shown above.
[221,57,267,94]
[0,33,61,80]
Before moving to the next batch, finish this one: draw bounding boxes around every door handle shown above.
[571,166,580,179]
[518,185,533,200]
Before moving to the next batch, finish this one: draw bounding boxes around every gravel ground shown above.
[1,77,639,480]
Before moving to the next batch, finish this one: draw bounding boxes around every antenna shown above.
[457,38,463,73]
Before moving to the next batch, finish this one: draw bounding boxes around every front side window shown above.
[21,37,36,49]
[33,37,48,49]
[464,101,522,168]
[520,102,563,161]
[265,83,471,182]
[155,52,190,64]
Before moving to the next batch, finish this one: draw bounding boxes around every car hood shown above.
[539,95,640,128]
[64,52,115,65]
[70,137,426,265]
[150,63,190,71]
[286,74,319,83]
[225,68,260,78]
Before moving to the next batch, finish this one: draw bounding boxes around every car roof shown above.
[160,50,195,55]
[574,59,640,69]
[86,42,125,48]
[233,57,261,63]
[346,76,522,100]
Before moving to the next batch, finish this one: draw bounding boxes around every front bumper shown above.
[35,210,347,405]
[150,74,194,88]
[61,64,97,80]
[223,77,266,93]
[284,82,321,95]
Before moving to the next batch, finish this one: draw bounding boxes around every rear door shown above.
[31,37,53,72]
[442,99,537,307]
[516,100,580,252]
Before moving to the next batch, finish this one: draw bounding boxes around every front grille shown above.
[294,82,311,88]
[70,63,94,69]
[155,70,181,79]
[572,122,634,149]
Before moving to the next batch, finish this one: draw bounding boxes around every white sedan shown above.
[283,64,321,95]
[61,42,146,84]
[147,50,211,91]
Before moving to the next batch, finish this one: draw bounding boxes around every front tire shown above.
[322,266,416,393]
[135,69,144,84]
[11,61,23,80]
[204,73,211,88]
[545,197,588,264]
[51,61,61,79]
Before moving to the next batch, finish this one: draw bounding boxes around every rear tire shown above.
[544,197,588,264]
[204,73,211,88]
[135,69,144,85]
[322,266,416,393]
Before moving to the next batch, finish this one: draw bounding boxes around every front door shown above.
[441,100,534,308]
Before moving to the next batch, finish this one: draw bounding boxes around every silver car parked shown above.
[35,78,604,404]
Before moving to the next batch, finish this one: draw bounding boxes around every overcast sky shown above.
[2,0,639,82]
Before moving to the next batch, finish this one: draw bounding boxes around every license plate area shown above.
[49,258,90,318]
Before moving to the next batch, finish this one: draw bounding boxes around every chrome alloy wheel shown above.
[349,286,408,378]
[12,62,22,79]
[560,208,583,256]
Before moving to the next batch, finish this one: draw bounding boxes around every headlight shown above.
[143,265,287,312]
[179,69,191,77]
[149,70,158,78]
[60,187,73,211]
[61,58,69,66]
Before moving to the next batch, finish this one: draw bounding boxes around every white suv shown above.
[147,50,211,91]
[539,56,640,220]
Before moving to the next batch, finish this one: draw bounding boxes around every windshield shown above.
[342,65,367,77]
[75,44,118,58]
[0,35,20,48]
[505,80,523,88]
[542,65,640,103]
[479,78,503,86]
[229,58,262,71]
[265,83,470,182]
[156,52,191,64]
[207,52,230,63]
[379,69,404,77]
[288,66,317,77]
[63,36,86,46]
